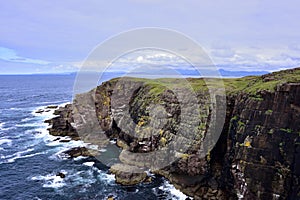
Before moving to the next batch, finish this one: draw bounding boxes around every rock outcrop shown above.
[46,68,300,199]
[45,104,79,139]
[109,163,148,185]
[63,147,99,158]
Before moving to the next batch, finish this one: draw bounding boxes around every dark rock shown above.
[45,68,300,199]
[45,104,79,139]
[63,147,99,158]
[35,109,44,114]
[107,195,115,200]
[46,105,58,109]
[56,172,65,178]
[59,139,70,143]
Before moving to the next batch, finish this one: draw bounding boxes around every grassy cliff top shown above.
[108,67,300,96]
[224,67,300,94]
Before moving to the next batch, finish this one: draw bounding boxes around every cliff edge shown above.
[46,68,300,199]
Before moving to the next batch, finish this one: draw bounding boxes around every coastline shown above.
[41,103,189,199]
[44,68,300,199]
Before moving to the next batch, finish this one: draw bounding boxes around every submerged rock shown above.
[56,172,66,178]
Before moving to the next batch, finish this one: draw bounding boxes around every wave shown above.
[8,107,24,111]
[21,117,34,122]
[31,102,70,121]
[34,100,69,105]
[157,180,190,200]
[0,138,11,145]
[0,138,12,146]
[31,173,66,189]
[16,122,41,128]
[6,152,44,163]
[97,171,116,185]
[83,161,95,167]
[0,122,13,132]
[1,147,34,157]
[30,167,100,190]
[0,148,37,164]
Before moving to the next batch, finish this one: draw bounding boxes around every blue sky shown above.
[0,0,300,74]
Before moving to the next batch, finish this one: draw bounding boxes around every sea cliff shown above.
[46,68,300,199]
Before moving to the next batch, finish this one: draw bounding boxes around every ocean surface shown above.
[0,74,187,200]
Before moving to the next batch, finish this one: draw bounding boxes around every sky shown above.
[0,0,300,74]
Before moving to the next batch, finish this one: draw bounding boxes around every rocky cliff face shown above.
[46,68,300,199]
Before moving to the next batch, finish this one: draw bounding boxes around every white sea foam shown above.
[0,122,13,132]
[6,152,44,163]
[88,144,100,150]
[0,148,38,164]
[109,140,117,144]
[99,172,116,184]
[0,138,12,146]
[34,100,66,105]
[16,122,41,127]
[31,173,66,188]
[47,137,85,148]
[9,107,24,110]
[32,102,69,119]
[48,139,87,161]
[83,161,95,167]
[93,167,116,184]
[158,180,191,200]
[21,117,34,122]
[72,156,86,161]
[28,102,93,156]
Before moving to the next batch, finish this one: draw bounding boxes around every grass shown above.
[280,128,292,134]
[265,110,273,115]
[109,67,300,97]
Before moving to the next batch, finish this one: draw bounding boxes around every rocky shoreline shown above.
[45,68,300,199]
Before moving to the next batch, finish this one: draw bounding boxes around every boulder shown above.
[110,163,147,185]
[56,172,66,178]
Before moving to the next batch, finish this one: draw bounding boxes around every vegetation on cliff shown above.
[46,67,300,200]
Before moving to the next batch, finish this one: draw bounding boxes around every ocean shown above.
[0,74,187,200]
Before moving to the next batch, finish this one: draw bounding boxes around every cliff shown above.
[46,68,300,200]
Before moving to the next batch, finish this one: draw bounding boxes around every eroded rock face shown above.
[45,104,79,139]
[227,83,300,199]
[46,69,300,199]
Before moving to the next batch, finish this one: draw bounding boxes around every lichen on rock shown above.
[46,68,300,199]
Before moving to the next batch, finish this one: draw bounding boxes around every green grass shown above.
[265,110,273,115]
[110,67,300,97]
[280,128,292,134]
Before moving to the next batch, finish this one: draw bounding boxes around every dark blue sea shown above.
[0,74,187,200]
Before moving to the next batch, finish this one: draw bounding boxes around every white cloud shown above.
[67,47,300,74]
[0,47,50,65]
[208,45,300,71]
